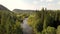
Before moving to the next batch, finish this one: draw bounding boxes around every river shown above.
[21,18,32,34]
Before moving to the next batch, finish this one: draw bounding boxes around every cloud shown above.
[46,4,60,10]
[57,2,60,5]
[46,4,54,9]
[0,0,43,10]
[33,0,39,5]
[39,0,44,2]
[46,0,53,2]
[0,0,59,10]
[0,0,39,10]
[0,0,22,10]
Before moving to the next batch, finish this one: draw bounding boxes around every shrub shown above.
[42,26,56,34]
[56,25,60,34]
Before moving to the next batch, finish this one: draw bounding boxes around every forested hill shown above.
[13,9,37,13]
[0,4,10,11]
[0,5,23,34]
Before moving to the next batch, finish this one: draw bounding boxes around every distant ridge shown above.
[13,9,37,13]
[0,4,10,11]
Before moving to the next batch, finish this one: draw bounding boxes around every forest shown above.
[0,8,60,34]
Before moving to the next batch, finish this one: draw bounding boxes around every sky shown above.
[0,0,60,11]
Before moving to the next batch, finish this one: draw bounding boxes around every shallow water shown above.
[21,18,32,34]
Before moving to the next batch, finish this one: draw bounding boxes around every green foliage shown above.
[1,9,60,34]
[27,11,43,34]
[27,9,60,34]
[42,26,56,34]
[56,25,60,34]
[0,10,23,34]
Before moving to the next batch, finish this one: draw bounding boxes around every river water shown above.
[21,18,32,34]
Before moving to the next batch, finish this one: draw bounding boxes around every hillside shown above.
[13,9,37,13]
[0,5,23,34]
[0,4,10,11]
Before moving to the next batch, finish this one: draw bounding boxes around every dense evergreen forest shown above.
[0,7,60,34]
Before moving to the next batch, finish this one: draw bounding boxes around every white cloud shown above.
[46,4,59,10]
[46,0,53,2]
[0,0,59,10]
[46,4,53,9]
[0,0,43,10]
[57,2,60,5]
[33,0,39,5]
[0,0,22,10]
[0,0,40,10]
[39,0,44,2]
